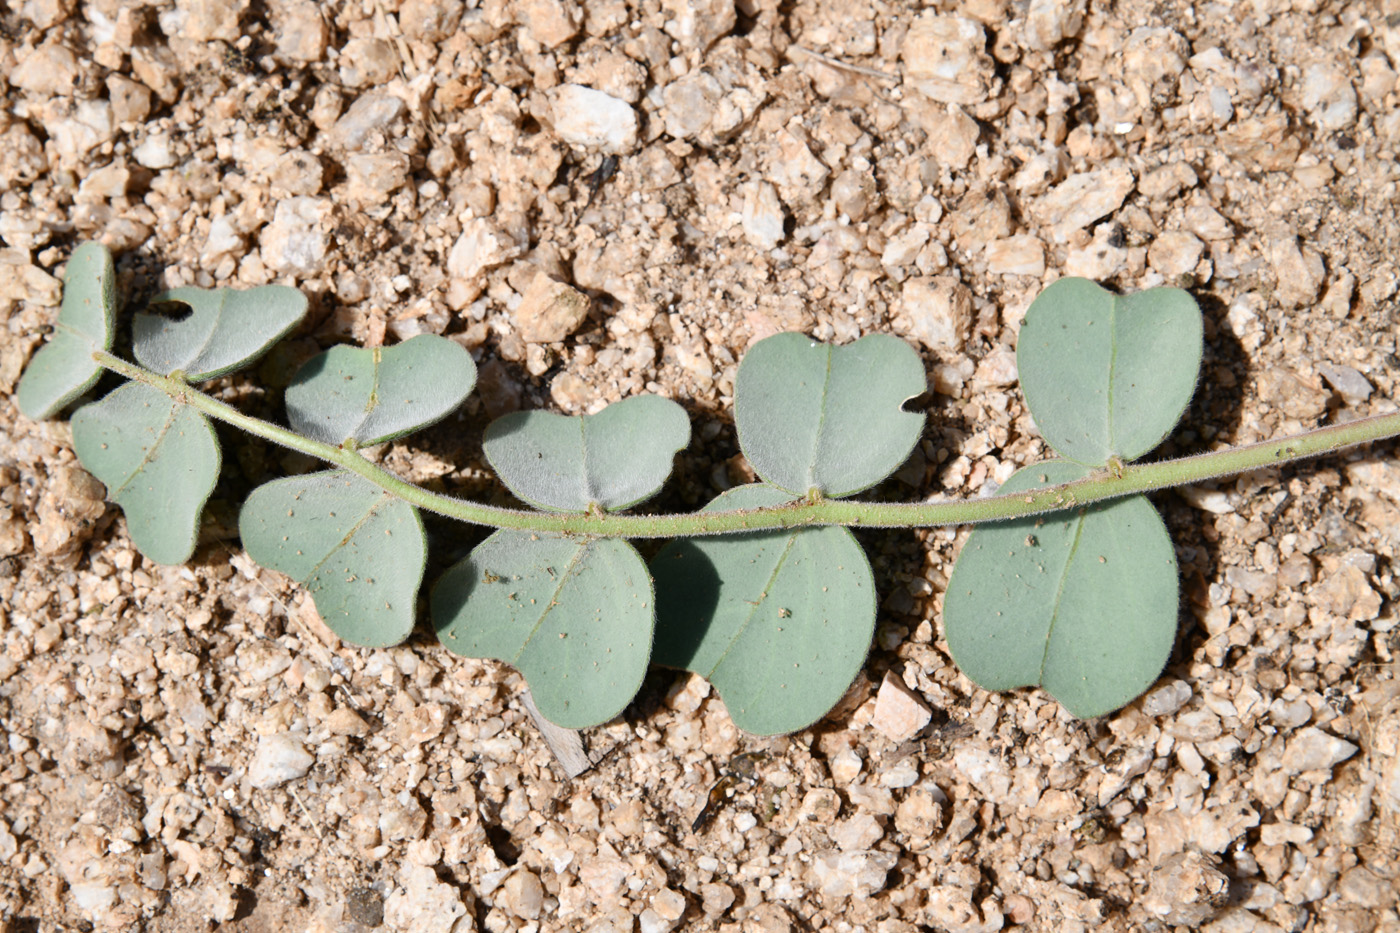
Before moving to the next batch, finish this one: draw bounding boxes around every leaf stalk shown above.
[95,351,1400,538]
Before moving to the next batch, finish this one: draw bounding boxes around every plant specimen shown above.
[17,243,1400,733]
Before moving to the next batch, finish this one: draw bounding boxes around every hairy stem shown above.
[97,351,1400,538]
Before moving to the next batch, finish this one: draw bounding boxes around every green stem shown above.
[97,351,1400,538]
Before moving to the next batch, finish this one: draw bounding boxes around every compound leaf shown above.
[735,332,925,498]
[651,484,876,735]
[432,531,654,729]
[133,285,308,381]
[943,461,1179,718]
[71,382,220,565]
[286,335,477,447]
[1017,278,1202,466]
[17,242,117,419]
[240,470,426,648]
[483,396,690,512]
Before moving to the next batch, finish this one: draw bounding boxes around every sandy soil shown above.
[2,0,1400,930]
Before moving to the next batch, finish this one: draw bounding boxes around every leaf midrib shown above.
[705,531,799,679]
[513,540,590,665]
[1037,511,1087,684]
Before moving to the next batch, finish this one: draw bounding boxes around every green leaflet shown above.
[286,335,477,447]
[942,461,1179,717]
[71,382,220,566]
[432,531,654,729]
[1017,278,1202,466]
[17,242,117,419]
[240,470,426,648]
[483,395,690,512]
[651,484,876,735]
[734,332,926,497]
[133,285,308,381]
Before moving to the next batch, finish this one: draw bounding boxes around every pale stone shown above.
[700,883,734,915]
[520,0,581,48]
[106,75,152,124]
[1316,363,1373,404]
[12,43,81,97]
[829,813,884,851]
[1184,204,1233,241]
[741,180,785,250]
[382,863,472,932]
[179,0,249,42]
[902,276,972,353]
[247,733,313,789]
[502,870,544,919]
[273,1,329,63]
[901,15,995,106]
[550,85,638,154]
[985,234,1045,276]
[1148,231,1205,278]
[329,92,406,151]
[765,129,830,206]
[870,672,932,743]
[925,103,981,170]
[1269,234,1324,308]
[134,133,177,170]
[338,38,399,88]
[1141,680,1192,716]
[324,707,369,737]
[662,72,722,140]
[1064,223,1128,280]
[1024,0,1084,51]
[1142,851,1229,926]
[1037,166,1135,241]
[831,169,877,221]
[400,0,463,41]
[260,196,329,276]
[661,0,734,52]
[345,151,410,204]
[1282,727,1358,774]
[515,273,590,343]
[811,850,896,899]
[1301,61,1358,131]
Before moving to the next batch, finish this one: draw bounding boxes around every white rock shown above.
[870,672,932,743]
[383,863,473,932]
[179,0,249,42]
[1269,234,1324,308]
[329,91,406,151]
[662,72,723,141]
[1024,0,1085,51]
[1300,61,1358,131]
[501,870,544,919]
[1282,727,1358,775]
[549,85,637,154]
[1141,680,1192,716]
[1184,204,1233,241]
[901,15,996,106]
[740,180,785,250]
[829,813,884,851]
[985,234,1045,276]
[260,196,329,276]
[811,850,896,898]
[902,276,972,353]
[1148,231,1205,278]
[338,37,399,88]
[514,273,590,343]
[661,0,734,52]
[1316,363,1373,404]
[11,43,81,96]
[520,0,581,48]
[1177,485,1234,514]
[765,129,830,206]
[882,224,932,268]
[829,747,863,784]
[47,100,115,168]
[1064,223,1128,280]
[273,0,329,63]
[134,133,177,169]
[447,219,520,308]
[247,733,313,788]
[1036,166,1136,242]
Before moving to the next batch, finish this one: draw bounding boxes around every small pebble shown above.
[870,672,932,743]
[550,85,638,154]
[901,276,973,353]
[247,733,314,789]
[1282,727,1358,775]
